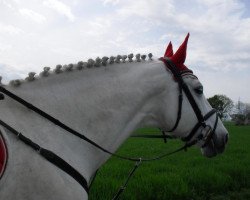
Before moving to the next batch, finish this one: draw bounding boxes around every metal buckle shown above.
[202,125,212,141]
[37,147,42,153]
[17,132,21,138]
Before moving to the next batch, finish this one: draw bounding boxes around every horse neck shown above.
[0,60,171,181]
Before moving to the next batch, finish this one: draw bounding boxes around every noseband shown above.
[159,57,218,147]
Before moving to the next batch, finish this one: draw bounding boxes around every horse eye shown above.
[194,86,203,95]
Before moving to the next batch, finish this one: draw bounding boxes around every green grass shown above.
[89,123,250,200]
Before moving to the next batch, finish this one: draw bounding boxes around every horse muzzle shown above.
[201,129,229,158]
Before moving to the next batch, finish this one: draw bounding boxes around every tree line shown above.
[207,94,250,125]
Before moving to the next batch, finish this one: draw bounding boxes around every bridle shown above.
[0,58,219,199]
[132,57,219,147]
[159,57,219,147]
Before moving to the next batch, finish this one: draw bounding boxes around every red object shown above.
[0,133,7,178]
[164,41,173,57]
[164,33,190,71]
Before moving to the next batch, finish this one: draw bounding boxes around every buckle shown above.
[202,125,212,141]
[201,125,213,148]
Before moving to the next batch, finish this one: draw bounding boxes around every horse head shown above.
[159,33,228,157]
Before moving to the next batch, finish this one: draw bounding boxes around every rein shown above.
[0,58,218,199]
[0,86,194,162]
[0,119,89,193]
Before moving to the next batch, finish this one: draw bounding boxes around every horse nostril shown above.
[225,133,229,144]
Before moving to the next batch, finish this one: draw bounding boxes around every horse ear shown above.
[164,41,173,57]
[171,33,189,70]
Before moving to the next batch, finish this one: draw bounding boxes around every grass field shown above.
[89,123,250,200]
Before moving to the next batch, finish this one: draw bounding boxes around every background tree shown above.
[231,102,250,125]
[245,103,250,118]
[243,103,250,125]
[207,94,234,119]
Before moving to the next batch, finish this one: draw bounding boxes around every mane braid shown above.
[6,53,153,87]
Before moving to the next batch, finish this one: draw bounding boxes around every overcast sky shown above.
[0,0,249,102]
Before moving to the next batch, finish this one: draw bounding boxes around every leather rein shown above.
[0,58,218,198]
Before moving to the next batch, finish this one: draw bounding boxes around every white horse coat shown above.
[0,36,228,200]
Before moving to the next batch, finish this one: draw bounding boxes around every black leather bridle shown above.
[159,57,219,147]
[0,58,219,198]
[133,58,219,147]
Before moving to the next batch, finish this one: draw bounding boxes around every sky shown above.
[0,0,249,103]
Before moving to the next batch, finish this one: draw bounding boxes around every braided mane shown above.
[1,53,153,87]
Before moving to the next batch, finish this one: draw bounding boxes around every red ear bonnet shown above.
[164,33,190,71]
[164,41,173,57]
